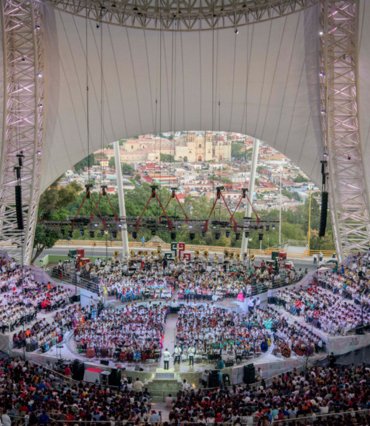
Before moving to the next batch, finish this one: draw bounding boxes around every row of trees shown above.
[33,180,334,262]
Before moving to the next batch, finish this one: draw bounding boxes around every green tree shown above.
[109,157,116,169]
[160,153,176,162]
[135,174,141,181]
[231,143,247,159]
[121,163,135,175]
[33,181,83,263]
[73,153,95,173]
[95,152,107,160]
[294,174,309,183]
[282,190,293,199]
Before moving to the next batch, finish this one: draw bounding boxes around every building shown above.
[175,131,231,163]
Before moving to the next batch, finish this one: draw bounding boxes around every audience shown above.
[168,363,370,425]
[74,304,166,362]
[175,304,270,364]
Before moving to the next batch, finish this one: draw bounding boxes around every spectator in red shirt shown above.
[65,412,74,423]
[64,364,72,377]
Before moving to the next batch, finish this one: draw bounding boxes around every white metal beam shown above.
[113,140,129,259]
[319,0,370,260]
[241,138,259,256]
[0,0,45,264]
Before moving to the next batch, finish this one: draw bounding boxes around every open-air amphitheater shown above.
[2,0,370,424]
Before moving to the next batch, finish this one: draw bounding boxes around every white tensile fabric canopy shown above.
[1,1,370,193]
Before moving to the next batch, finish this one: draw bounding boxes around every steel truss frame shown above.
[319,0,370,261]
[43,0,319,31]
[0,0,45,264]
[44,216,278,236]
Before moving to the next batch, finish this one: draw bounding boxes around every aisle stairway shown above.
[146,372,183,394]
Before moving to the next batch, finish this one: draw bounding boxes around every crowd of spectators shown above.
[0,256,73,334]
[74,304,166,362]
[78,254,308,306]
[0,358,155,426]
[0,355,370,426]
[275,285,370,336]
[168,363,370,425]
[174,304,270,365]
[265,306,325,357]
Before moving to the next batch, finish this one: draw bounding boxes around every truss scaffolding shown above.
[42,0,320,31]
[0,0,45,264]
[319,0,370,261]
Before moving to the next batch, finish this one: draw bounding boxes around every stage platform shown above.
[18,329,327,388]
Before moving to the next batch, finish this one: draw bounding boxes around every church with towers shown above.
[174,131,231,163]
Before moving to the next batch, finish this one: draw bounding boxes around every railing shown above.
[54,240,308,259]
[51,267,99,294]
[281,239,308,247]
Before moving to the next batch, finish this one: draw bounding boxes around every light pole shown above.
[279,167,282,247]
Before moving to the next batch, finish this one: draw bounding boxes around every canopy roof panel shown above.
[41,2,326,192]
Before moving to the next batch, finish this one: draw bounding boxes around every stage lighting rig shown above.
[43,188,278,240]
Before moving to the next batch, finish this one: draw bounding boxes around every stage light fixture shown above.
[202,231,206,237]
[100,230,104,236]
[226,231,230,238]
[265,225,270,231]
[89,231,94,238]
[272,225,276,230]
[80,230,84,236]
[244,232,249,237]
[68,230,73,238]
[132,231,137,239]
[171,231,176,240]
[259,233,263,241]
[190,233,195,240]
[215,233,221,240]
[112,231,117,238]
[235,233,240,241]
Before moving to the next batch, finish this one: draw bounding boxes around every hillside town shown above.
[60,132,320,214]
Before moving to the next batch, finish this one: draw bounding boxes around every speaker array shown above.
[319,191,328,237]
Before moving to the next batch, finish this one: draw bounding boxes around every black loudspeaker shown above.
[208,370,219,388]
[319,191,329,237]
[243,364,255,384]
[109,368,122,387]
[100,360,109,366]
[15,185,24,230]
[72,360,85,381]
[134,366,144,371]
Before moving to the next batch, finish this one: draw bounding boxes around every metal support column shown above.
[241,138,259,256]
[0,0,45,264]
[113,141,129,259]
[319,0,370,261]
